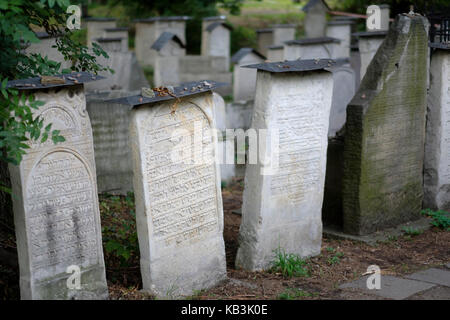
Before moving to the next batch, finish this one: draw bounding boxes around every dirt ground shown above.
[0,177,449,300]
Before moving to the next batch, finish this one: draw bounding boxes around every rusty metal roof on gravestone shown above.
[107,80,227,107]
[6,72,105,90]
[242,59,336,73]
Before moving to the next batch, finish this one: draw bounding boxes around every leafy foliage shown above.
[0,0,110,168]
[421,209,450,230]
[271,248,310,278]
[101,193,139,267]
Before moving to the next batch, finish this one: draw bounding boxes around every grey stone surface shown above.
[405,268,450,287]
[135,18,187,67]
[257,30,273,57]
[342,15,430,235]
[326,20,353,58]
[226,100,254,130]
[408,285,450,300]
[340,275,435,300]
[356,32,387,80]
[201,17,231,71]
[86,90,137,195]
[9,86,108,300]
[283,39,338,60]
[424,49,450,211]
[86,19,117,47]
[25,33,72,70]
[84,51,149,92]
[233,49,265,101]
[328,64,355,137]
[103,28,128,52]
[236,65,333,271]
[446,263,450,269]
[303,0,328,38]
[130,91,227,298]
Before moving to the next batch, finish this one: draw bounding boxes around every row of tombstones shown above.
[5,14,449,299]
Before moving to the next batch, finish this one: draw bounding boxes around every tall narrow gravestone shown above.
[424,43,450,210]
[113,81,227,297]
[6,73,109,300]
[342,15,429,235]
[235,60,335,271]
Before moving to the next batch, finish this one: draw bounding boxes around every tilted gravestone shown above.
[424,43,450,210]
[6,73,108,299]
[201,16,232,71]
[112,81,227,297]
[342,14,429,235]
[235,60,334,271]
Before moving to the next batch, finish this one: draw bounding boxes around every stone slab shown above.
[130,90,227,298]
[340,275,435,300]
[405,268,450,287]
[8,85,108,300]
[342,15,430,235]
[407,285,450,300]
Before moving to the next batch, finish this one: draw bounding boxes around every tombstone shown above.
[267,45,284,62]
[151,32,186,57]
[272,24,297,46]
[256,29,274,57]
[103,27,129,52]
[328,59,356,137]
[95,37,123,53]
[213,93,236,184]
[354,31,388,80]
[86,90,139,195]
[25,32,72,70]
[226,100,254,131]
[302,0,330,38]
[342,14,429,235]
[6,73,109,300]
[235,60,334,271]
[85,17,117,47]
[84,39,149,92]
[113,81,227,297]
[231,48,266,101]
[284,37,340,60]
[201,16,232,71]
[350,43,362,89]
[326,19,354,59]
[424,43,450,211]
[134,16,190,67]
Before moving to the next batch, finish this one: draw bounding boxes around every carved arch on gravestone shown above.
[24,146,102,274]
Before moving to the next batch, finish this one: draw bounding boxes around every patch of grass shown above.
[278,287,315,300]
[402,227,423,236]
[327,251,344,265]
[271,248,310,278]
[421,209,450,230]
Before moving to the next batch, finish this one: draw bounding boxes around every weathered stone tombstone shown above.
[267,45,284,62]
[201,16,232,71]
[326,19,355,59]
[328,59,356,137]
[350,43,362,89]
[151,32,186,58]
[272,24,297,46]
[6,73,109,300]
[103,27,129,52]
[424,43,450,211]
[113,81,227,297]
[284,37,340,60]
[86,90,139,195]
[353,30,387,80]
[302,0,330,38]
[85,17,117,47]
[25,32,72,70]
[95,37,123,53]
[231,48,266,102]
[256,29,274,57]
[235,60,334,271]
[134,16,190,67]
[342,14,429,235]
